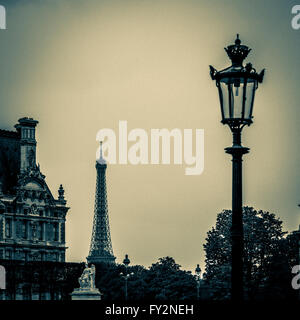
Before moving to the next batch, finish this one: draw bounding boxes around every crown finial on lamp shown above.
[224,34,251,66]
[123,254,130,266]
[235,34,241,45]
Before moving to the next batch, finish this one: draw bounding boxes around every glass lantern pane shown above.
[231,80,244,119]
[220,77,257,122]
[219,82,230,120]
[244,81,256,120]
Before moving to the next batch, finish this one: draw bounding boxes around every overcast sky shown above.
[0,0,299,272]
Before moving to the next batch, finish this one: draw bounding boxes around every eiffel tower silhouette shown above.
[87,142,116,264]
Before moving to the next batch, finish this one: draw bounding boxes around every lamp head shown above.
[210,35,265,131]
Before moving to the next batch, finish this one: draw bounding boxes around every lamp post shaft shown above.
[231,148,244,301]
[125,277,128,301]
[226,129,249,301]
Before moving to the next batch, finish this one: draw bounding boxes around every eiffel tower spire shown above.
[87,141,116,264]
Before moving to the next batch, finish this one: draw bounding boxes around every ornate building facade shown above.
[0,117,69,263]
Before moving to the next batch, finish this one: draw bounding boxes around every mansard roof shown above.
[0,118,67,208]
[0,129,20,139]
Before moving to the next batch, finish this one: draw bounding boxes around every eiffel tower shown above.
[87,142,116,264]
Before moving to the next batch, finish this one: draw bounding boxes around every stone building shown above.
[0,117,69,263]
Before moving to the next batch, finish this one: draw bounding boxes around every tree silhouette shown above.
[143,257,195,300]
[203,206,296,300]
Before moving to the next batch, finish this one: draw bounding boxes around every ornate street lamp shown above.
[209,34,265,301]
[195,264,202,300]
[120,254,133,301]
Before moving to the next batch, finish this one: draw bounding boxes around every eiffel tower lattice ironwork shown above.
[87,142,116,264]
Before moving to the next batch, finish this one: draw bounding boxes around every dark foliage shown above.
[0,257,198,301]
[93,257,196,301]
[203,207,299,300]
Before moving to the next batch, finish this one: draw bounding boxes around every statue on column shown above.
[78,263,96,290]
[71,262,101,300]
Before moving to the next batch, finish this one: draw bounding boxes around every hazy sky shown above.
[0,0,299,272]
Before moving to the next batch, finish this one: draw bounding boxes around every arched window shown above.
[22,285,31,300]
[38,222,43,241]
[5,219,11,238]
[54,223,59,241]
[5,249,12,259]
[22,220,27,239]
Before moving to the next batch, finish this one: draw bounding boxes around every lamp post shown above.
[209,35,265,301]
[195,264,202,300]
[120,254,133,301]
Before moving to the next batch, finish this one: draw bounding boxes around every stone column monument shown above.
[71,263,102,300]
